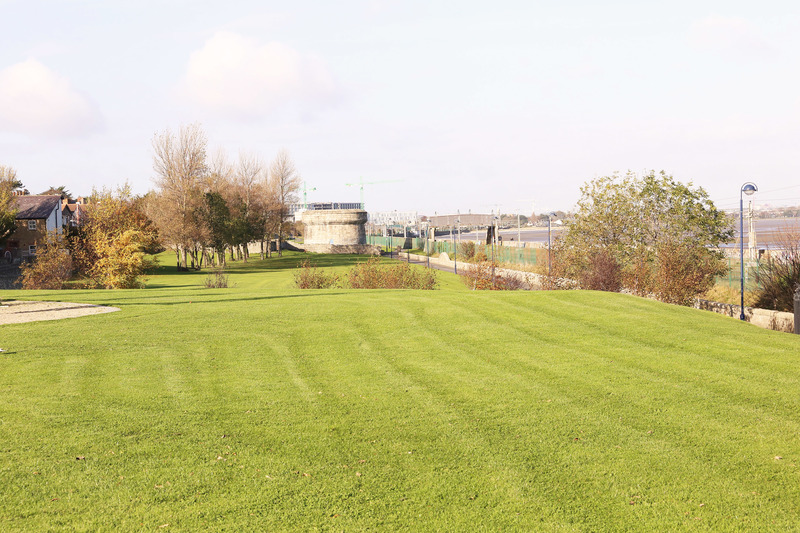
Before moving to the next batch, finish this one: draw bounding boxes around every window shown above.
[27,220,37,231]
[29,245,36,255]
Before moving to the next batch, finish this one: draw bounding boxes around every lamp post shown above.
[739,182,758,320]
[547,212,555,277]
[453,216,460,275]
[425,222,430,269]
[491,212,498,287]
[389,220,393,259]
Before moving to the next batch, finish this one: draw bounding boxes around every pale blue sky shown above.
[1,0,798,214]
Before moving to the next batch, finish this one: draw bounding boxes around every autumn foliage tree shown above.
[72,185,160,288]
[0,166,20,245]
[549,171,732,304]
[147,124,304,269]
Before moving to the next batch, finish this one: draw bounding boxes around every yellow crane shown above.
[345,177,402,210]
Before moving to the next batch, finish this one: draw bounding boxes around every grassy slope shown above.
[1,252,799,531]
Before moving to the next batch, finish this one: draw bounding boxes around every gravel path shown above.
[0,300,120,325]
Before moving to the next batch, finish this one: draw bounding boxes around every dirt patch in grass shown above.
[0,300,120,325]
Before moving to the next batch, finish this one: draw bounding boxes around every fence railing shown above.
[366,235,547,267]
[716,258,761,290]
[365,237,768,281]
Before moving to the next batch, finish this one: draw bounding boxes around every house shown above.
[4,195,63,260]
[62,197,88,227]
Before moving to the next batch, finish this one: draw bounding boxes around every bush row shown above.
[295,258,438,290]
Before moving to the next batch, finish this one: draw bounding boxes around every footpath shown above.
[396,251,543,290]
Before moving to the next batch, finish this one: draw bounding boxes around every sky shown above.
[1,0,799,215]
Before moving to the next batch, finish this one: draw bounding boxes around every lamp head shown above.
[741,182,757,196]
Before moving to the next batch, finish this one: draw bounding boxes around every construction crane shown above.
[345,177,402,210]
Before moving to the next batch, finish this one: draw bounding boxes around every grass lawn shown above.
[1,252,799,531]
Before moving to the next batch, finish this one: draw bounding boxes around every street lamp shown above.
[740,182,757,320]
[491,212,499,286]
[425,222,430,269]
[453,215,461,275]
[547,212,558,278]
[389,220,393,259]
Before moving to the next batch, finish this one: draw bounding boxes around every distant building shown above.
[62,197,89,227]
[4,195,63,260]
[289,202,362,217]
[427,213,492,227]
[369,211,418,226]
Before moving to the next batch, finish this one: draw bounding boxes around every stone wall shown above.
[301,209,367,246]
[694,299,795,333]
[694,298,794,333]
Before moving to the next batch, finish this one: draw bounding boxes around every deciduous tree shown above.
[149,123,208,269]
[551,171,732,304]
[268,149,300,256]
[72,185,159,288]
[0,167,19,245]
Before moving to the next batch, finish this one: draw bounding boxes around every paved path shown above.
[401,253,459,274]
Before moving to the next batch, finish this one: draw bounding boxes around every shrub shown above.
[754,229,800,312]
[20,231,73,290]
[294,260,341,289]
[347,257,437,289]
[88,229,155,289]
[578,249,622,292]
[204,266,231,288]
[458,241,476,260]
[460,261,528,290]
[651,242,726,306]
[294,258,437,290]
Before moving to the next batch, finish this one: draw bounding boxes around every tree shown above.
[551,171,732,304]
[0,165,24,191]
[40,186,72,199]
[228,153,267,262]
[268,149,301,256]
[72,185,160,288]
[201,191,232,266]
[149,123,208,270]
[0,168,19,245]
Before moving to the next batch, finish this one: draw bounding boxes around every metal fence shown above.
[717,258,761,290]
[366,235,766,281]
[367,234,546,267]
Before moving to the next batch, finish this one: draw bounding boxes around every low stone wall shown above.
[294,243,381,255]
[694,299,794,333]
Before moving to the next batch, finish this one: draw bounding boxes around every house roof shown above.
[14,195,61,219]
